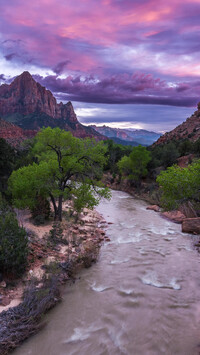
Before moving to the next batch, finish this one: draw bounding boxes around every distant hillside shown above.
[153,103,200,146]
[90,125,161,146]
[110,137,140,146]
[0,72,105,141]
[0,118,36,146]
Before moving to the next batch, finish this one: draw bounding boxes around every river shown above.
[13,190,200,355]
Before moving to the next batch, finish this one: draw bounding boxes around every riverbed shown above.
[13,190,200,355]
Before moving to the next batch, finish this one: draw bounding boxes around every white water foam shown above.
[117,195,130,199]
[141,272,181,290]
[90,281,112,292]
[65,325,102,343]
[110,257,130,265]
[119,287,134,295]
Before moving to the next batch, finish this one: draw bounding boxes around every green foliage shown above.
[104,139,132,173]
[8,162,51,209]
[157,159,200,210]
[178,139,193,156]
[9,127,110,221]
[14,138,36,170]
[149,142,179,169]
[117,145,151,184]
[73,183,110,212]
[0,138,15,194]
[31,196,51,223]
[0,207,28,276]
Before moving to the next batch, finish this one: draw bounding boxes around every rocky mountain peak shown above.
[0,72,105,141]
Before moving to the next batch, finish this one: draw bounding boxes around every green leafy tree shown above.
[157,159,200,210]
[117,145,151,185]
[0,138,15,194]
[178,139,193,156]
[104,139,132,173]
[149,142,179,169]
[9,127,110,221]
[0,195,28,276]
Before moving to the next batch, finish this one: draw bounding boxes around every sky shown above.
[1,0,200,132]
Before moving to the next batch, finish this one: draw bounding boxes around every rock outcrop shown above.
[182,218,200,234]
[153,103,200,146]
[0,72,105,141]
[0,118,36,146]
[161,210,186,224]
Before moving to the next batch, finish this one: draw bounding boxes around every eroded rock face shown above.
[0,72,76,121]
[0,118,36,146]
[182,218,200,234]
[153,103,200,146]
[0,72,105,140]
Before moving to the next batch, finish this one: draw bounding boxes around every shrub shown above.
[31,195,51,221]
[157,159,200,210]
[0,212,28,276]
[33,214,45,226]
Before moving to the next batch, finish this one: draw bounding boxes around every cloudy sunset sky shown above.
[1,0,200,132]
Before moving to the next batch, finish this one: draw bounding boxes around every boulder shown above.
[146,205,160,212]
[182,218,200,234]
[161,210,186,223]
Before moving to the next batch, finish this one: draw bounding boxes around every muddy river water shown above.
[13,190,200,355]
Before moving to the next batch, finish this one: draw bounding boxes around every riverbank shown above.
[0,202,109,355]
[103,172,200,236]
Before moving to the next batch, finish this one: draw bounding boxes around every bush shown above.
[0,212,28,276]
[31,195,51,221]
[157,159,200,210]
[33,214,45,226]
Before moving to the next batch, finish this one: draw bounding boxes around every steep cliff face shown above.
[0,72,77,121]
[0,118,36,146]
[0,72,104,140]
[154,103,200,146]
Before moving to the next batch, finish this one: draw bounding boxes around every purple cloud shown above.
[32,73,200,107]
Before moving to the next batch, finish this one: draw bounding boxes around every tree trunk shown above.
[50,193,59,221]
[57,195,63,221]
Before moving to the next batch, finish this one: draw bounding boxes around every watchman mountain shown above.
[0,71,104,145]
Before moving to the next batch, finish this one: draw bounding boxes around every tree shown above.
[9,127,110,221]
[104,139,132,173]
[149,142,179,169]
[0,138,15,194]
[156,159,200,210]
[117,145,151,185]
[0,195,28,276]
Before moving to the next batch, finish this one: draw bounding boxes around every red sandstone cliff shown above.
[0,72,105,141]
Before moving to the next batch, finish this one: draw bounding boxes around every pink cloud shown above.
[1,0,200,108]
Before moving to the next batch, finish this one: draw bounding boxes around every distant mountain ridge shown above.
[90,125,161,146]
[0,72,105,141]
[153,102,200,146]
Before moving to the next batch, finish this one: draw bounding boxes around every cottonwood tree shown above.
[157,159,200,210]
[117,145,151,185]
[9,127,110,221]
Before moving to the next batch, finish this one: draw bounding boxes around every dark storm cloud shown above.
[33,73,200,107]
